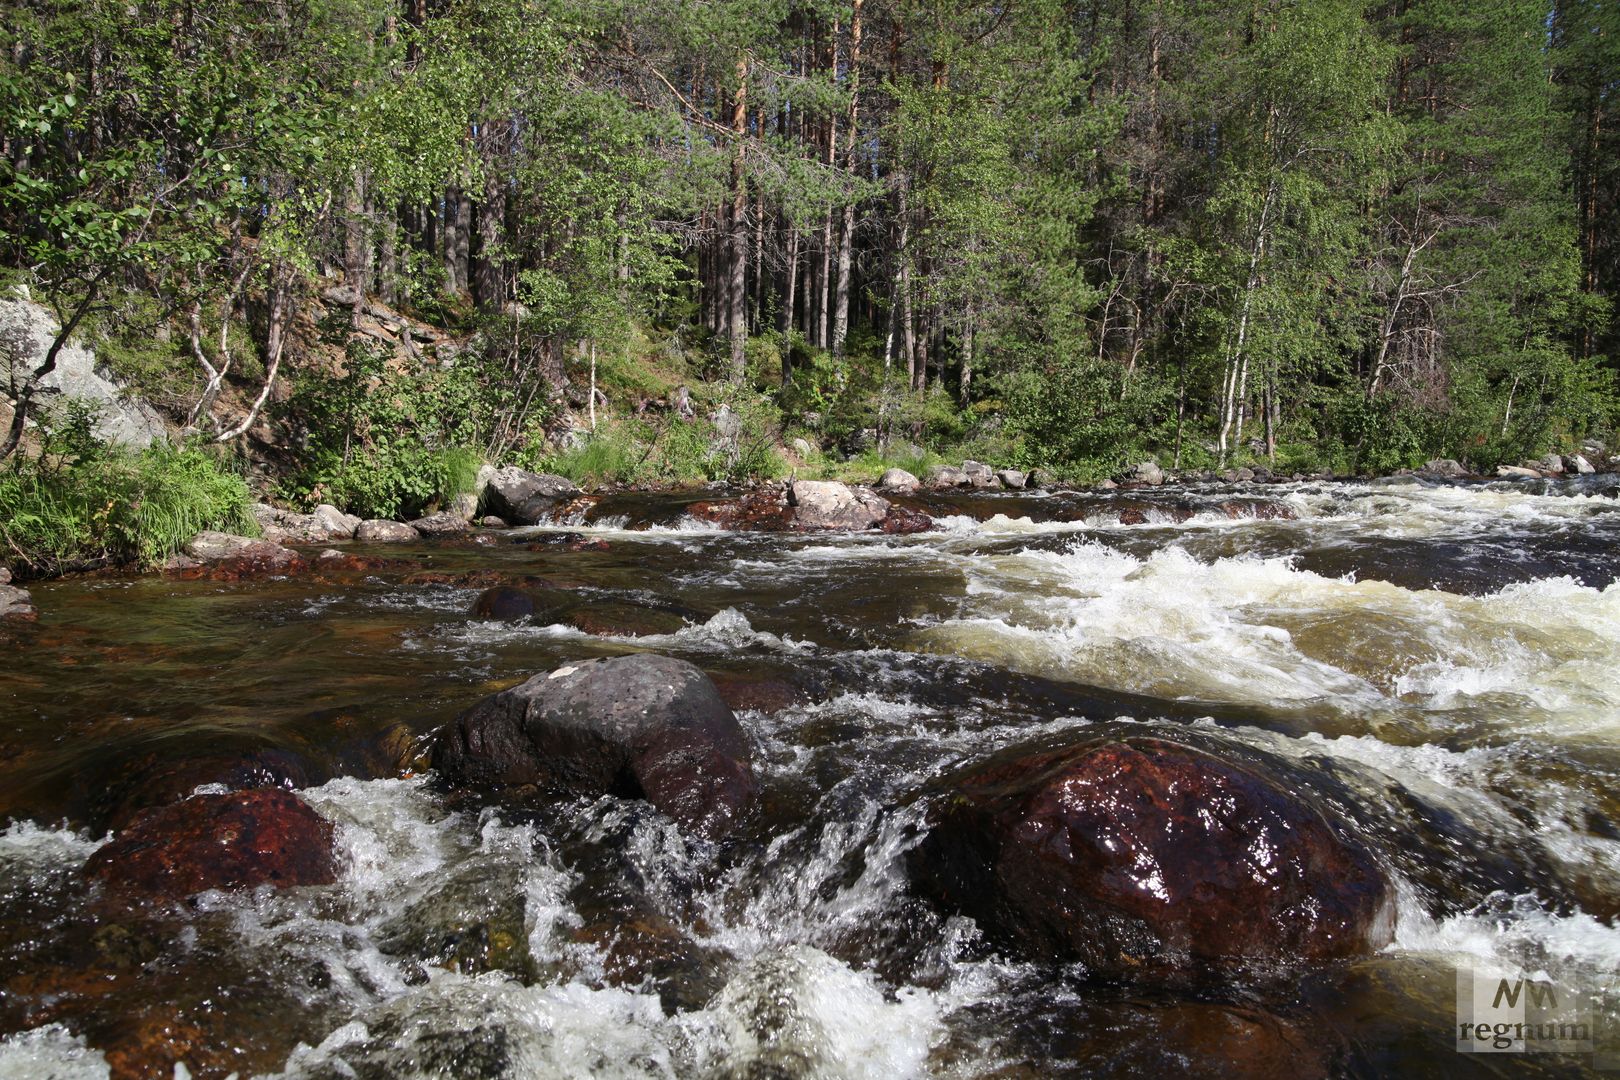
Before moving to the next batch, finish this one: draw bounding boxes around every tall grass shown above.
[0,443,257,575]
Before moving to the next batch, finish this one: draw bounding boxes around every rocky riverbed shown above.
[1,473,1618,1077]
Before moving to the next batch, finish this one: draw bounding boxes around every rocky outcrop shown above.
[481,466,581,525]
[876,467,920,492]
[83,789,337,903]
[1,291,167,448]
[787,480,889,530]
[910,736,1394,976]
[433,654,757,838]
[355,519,421,542]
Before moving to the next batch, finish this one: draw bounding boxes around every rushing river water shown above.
[2,476,1619,1077]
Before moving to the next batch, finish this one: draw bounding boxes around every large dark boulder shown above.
[910,736,1394,975]
[481,466,581,525]
[470,586,539,621]
[83,789,337,903]
[433,654,757,838]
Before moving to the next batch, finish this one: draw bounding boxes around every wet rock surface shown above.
[355,519,421,542]
[911,736,1395,975]
[0,582,34,619]
[83,789,337,903]
[169,532,305,579]
[788,480,890,530]
[481,466,581,524]
[433,654,757,838]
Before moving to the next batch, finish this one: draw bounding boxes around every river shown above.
[1,475,1618,1077]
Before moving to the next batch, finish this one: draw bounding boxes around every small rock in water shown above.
[433,653,757,838]
[910,736,1394,976]
[876,467,920,492]
[83,789,337,903]
[479,514,509,528]
[409,510,471,536]
[927,464,969,488]
[0,582,34,620]
[1539,453,1565,474]
[469,586,538,621]
[355,519,420,542]
[1569,453,1596,475]
[175,532,303,578]
[787,480,890,530]
[481,466,580,525]
[1497,465,1541,479]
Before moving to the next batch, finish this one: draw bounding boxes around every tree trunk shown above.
[444,186,470,294]
[474,121,509,311]
[831,0,864,356]
[727,58,750,382]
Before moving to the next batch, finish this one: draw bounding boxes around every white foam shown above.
[0,1026,110,1080]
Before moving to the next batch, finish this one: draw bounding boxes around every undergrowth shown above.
[0,440,257,576]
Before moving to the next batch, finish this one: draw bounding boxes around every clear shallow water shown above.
[1,476,1618,1077]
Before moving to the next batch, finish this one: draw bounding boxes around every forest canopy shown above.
[2,0,1616,479]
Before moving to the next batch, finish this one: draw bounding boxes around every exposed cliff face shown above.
[1,289,167,449]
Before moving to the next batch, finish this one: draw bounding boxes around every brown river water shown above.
[1,476,1619,1077]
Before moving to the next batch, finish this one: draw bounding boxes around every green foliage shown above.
[276,337,491,519]
[0,438,256,574]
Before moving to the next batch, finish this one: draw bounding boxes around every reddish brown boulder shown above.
[84,789,337,903]
[1218,498,1298,521]
[433,654,757,838]
[687,489,794,531]
[911,737,1394,975]
[166,532,305,580]
[470,586,539,621]
[879,504,935,534]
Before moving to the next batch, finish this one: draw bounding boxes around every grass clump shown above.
[0,440,257,575]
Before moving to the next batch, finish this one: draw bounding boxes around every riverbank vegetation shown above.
[2,0,1618,524]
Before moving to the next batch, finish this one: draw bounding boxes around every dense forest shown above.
[2,0,1618,518]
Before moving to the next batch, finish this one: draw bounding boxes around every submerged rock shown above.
[173,531,304,578]
[433,654,757,838]
[787,480,889,530]
[910,736,1394,975]
[470,585,539,621]
[83,789,337,903]
[481,466,580,525]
